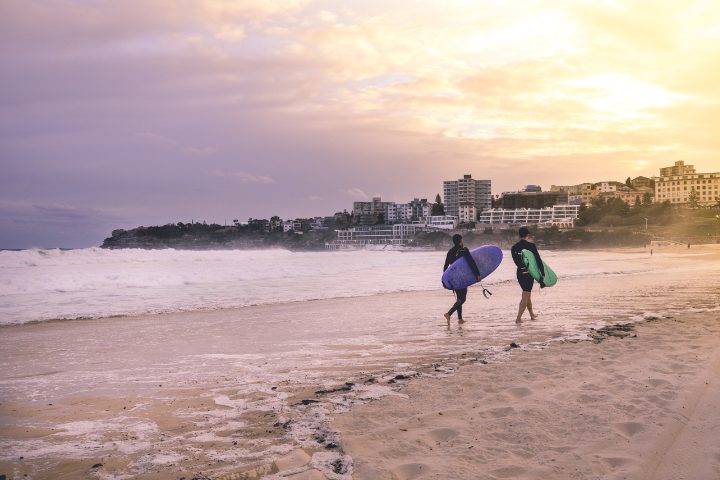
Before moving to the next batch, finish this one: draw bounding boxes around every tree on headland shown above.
[642,192,653,208]
[577,195,674,227]
[625,177,632,188]
[431,194,445,216]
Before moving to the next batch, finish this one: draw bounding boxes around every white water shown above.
[0,247,671,325]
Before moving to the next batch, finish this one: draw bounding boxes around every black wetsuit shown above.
[511,239,545,292]
[443,246,481,319]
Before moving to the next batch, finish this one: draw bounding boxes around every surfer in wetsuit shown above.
[443,234,481,325]
[511,227,545,324]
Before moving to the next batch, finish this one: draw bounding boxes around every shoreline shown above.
[3,244,720,329]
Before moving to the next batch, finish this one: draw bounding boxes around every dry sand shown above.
[333,313,720,480]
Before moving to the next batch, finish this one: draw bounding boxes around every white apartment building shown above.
[426,215,458,230]
[334,224,425,245]
[385,203,411,223]
[653,161,720,206]
[596,182,617,193]
[443,174,491,219]
[478,205,581,228]
[358,198,431,224]
[458,204,477,224]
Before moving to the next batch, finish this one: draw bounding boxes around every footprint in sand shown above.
[490,466,526,478]
[391,463,429,479]
[647,378,670,387]
[506,387,532,398]
[577,394,611,404]
[613,421,644,437]
[602,456,632,468]
[427,428,459,443]
[489,407,516,418]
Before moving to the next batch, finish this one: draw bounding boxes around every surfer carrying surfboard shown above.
[443,234,481,325]
[511,227,545,324]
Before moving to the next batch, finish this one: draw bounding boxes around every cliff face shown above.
[101,226,338,250]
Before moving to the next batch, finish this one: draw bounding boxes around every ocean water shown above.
[1,246,719,478]
[0,246,682,325]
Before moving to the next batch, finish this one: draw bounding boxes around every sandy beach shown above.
[1,246,719,479]
[333,312,720,480]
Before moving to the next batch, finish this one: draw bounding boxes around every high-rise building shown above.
[443,174,491,220]
[659,160,696,177]
[654,162,720,206]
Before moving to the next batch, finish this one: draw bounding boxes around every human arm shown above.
[527,243,546,278]
[462,248,482,280]
[510,241,526,269]
[443,249,453,272]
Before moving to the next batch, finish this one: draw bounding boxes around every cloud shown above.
[345,188,368,199]
[139,132,216,156]
[214,25,247,43]
[1,0,719,248]
[210,170,276,184]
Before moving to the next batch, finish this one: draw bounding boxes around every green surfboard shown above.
[521,249,558,287]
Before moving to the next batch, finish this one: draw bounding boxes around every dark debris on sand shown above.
[589,323,636,343]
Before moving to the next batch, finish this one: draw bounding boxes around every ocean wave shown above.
[0,248,677,325]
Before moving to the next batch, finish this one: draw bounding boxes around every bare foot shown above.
[530,315,538,321]
[458,318,466,324]
[515,318,523,325]
[444,313,451,325]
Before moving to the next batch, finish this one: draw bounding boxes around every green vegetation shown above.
[103,223,338,250]
[431,194,445,216]
[576,196,672,228]
[103,201,720,251]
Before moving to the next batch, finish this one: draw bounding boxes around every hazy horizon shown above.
[2,0,719,248]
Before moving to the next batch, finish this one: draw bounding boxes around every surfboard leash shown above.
[479,281,492,299]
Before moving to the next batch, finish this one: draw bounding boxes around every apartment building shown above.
[550,183,595,204]
[653,161,720,206]
[426,215,458,230]
[479,205,580,228]
[443,174,492,219]
[334,224,425,246]
[353,197,392,225]
[500,190,568,209]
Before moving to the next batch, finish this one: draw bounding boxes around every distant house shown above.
[631,176,652,188]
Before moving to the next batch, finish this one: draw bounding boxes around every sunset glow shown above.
[1,0,719,246]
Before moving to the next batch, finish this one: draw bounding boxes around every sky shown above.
[1,0,719,248]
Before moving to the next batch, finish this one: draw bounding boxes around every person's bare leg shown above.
[527,294,538,320]
[444,313,451,325]
[516,292,529,324]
